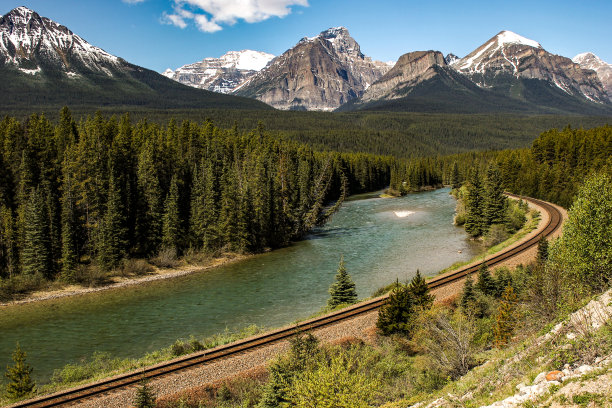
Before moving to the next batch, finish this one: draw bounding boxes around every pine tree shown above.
[161,174,181,254]
[327,255,358,308]
[450,161,461,190]
[536,235,549,265]
[494,286,519,347]
[98,174,127,271]
[464,168,485,237]
[475,262,496,297]
[133,378,156,408]
[494,268,513,298]
[460,273,476,314]
[4,343,35,399]
[60,176,79,281]
[408,270,434,309]
[376,281,416,336]
[0,205,18,279]
[21,187,53,278]
[483,164,507,226]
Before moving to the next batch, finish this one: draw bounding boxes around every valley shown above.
[0,3,610,408]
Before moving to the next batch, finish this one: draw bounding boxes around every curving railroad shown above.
[8,194,563,408]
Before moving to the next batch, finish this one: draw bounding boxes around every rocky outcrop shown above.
[573,52,612,101]
[358,50,447,103]
[162,50,274,94]
[234,27,391,111]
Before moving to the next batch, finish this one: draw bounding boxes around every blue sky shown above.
[2,0,611,72]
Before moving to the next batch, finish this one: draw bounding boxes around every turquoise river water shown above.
[0,188,482,383]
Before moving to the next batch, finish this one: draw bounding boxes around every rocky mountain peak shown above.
[494,30,542,49]
[445,53,459,65]
[0,6,120,75]
[163,49,274,94]
[357,50,447,104]
[235,26,391,110]
[573,52,612,101]
[452,30,609,104]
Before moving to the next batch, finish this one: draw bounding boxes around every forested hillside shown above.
[0,109,400,288]
[3,109,610,159]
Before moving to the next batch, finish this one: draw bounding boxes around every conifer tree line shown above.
[0,109,397,281]
[436,125,611,209]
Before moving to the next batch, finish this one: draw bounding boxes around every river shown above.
[0,188,482,383]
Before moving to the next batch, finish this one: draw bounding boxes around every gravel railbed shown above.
[73,311,379,408]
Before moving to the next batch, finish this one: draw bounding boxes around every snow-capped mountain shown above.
[444,53,459,65]
[342,31,611,115]
[0,7,270,111]
[163,50,274,94]
[452,30,608,104]
[573,53,612,101]
[234,27,392,110]
[0,6,123,77]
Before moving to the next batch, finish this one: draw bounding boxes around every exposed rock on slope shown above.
[453,30,609,103]
[357,50,448,103]
[573,52,612,101]
[162,50,274,94]
[234,27,392,111]
[0,6,122,76]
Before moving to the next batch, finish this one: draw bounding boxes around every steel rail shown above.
[8,194,563,408]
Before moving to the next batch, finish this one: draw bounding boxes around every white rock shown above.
[533,372,547,384]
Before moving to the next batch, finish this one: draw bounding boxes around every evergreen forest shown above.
[0,109,404,288]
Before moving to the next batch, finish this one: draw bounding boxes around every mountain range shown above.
[0,7,270,111]
[1,6,610,115]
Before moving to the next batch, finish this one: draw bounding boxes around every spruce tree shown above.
[376,281,416,336]
[464,168,485,236]
[483,164,507,226]
[494,268,513,298]
[133,378,156,408]
[536,235,549,265]
[4,343,35,399]
[21,187,52,278]
[327,256,358,308]
[98,174,127,271]
[0,205,18,279]
[408,270,434,309]
[494,286,519,347]
[475,262,496,297]
[60,176,79,281]
[161,174,181,254]
[460,273,476,314]
[450,161,461,190]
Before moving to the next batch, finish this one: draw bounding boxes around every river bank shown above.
[0,253,250,308]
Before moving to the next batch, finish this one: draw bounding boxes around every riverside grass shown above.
[435,209,540,278]
[0,325,263,405]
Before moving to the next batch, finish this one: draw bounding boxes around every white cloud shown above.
[162,0,308,32]
[122,0,146,4]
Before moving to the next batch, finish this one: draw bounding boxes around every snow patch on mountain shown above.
[496,30,541,49]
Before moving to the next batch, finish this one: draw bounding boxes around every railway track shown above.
[9,194,563,408]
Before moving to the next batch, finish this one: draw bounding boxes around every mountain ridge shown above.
[0,6,271,111]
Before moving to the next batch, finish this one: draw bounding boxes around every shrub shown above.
[289,348,381,408]
[121,259,154,276]
[150,247,179,269]
[484,224,509,247]
[72,264,107,287]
